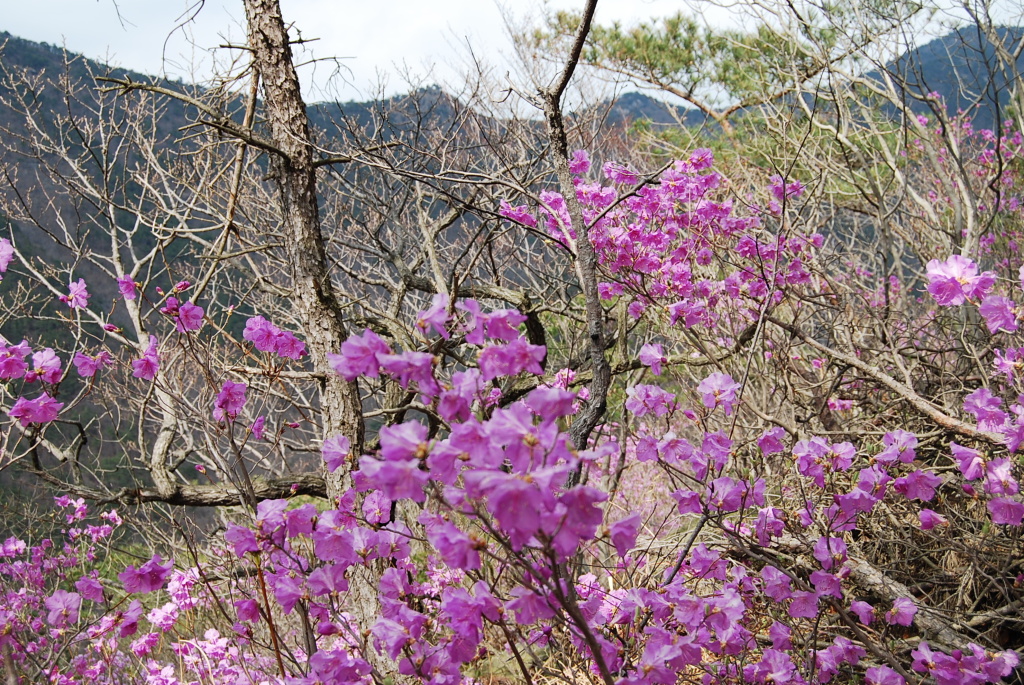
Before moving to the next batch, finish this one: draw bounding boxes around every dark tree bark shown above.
[242,0,364,500]
[240,2,393,662]
[539,0,612,457]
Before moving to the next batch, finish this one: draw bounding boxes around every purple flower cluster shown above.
[5,146,1024,685]
[243,316,307,359]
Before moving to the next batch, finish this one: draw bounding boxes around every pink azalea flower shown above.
[224,524,258,557]
[951,442,985,480]
[244,316,278,352]
[984,457,1019,496]
[357,455,428,502]
[421,513,481,570]
[44,589,81,626]
[130,633,159,657]
[760,565,794,602]
[322,434,351,473]
[925,254,995,306]
[498,200,538,228]
[234,598,260,622]
[876,429,917,463]
[625,384,675,417]
[159,296,179,316]
[1004,420,1024,453]
[213,380,247,421]
[328,328,391,380]
[118,599,145,637]
[132,337,160,380]
[755,506,786,544]
[274,330,306,359]
[989,497,1024,525]
[26,348,61,383]
[609,513,641,558]
[378,350,440,396]
[147,602,179,631]
[979,295,1018,333]
[118,554,173,593]
[251,416,266,440]
[415,293,451,339]
[0,237,13,275]
[9,392,63,426]
[768,174,805,201]
[850,600,875,624]
[75,576,105,603]
[379,421,431,463]
[569,149,590,174]
[919,509,948,530]
[672,489,702,514]
[865,665,905,685]
[893,469,942,501]
[73,350,113,378]
[857,464,892,499]
[478,337,545,381]
[59,278,90,309]
[117,275,138,300]
[697,372,741,414]
[362,491,392,525]
[794,437,830,487]
[458,301,529,345]
[638,343,666,375]
[175,301,204,332]
[788,590,820,618]
[812,536,848,571]
[885,597,917,626]
[603,161,638,184]
[962,387,1006,430]
[0,341,29,380]
[757,426,787,455]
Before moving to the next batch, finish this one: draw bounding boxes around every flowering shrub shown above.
[3,137,1024,684]
[0,496,284,684]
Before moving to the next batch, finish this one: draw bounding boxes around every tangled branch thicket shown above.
[0,0,1024,683]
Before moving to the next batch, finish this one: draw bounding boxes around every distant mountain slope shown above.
[0,31,194,134]
[599,27,1024,131]
[0,31,149,81]
[4,25,1021,141]
[882,26,1024,130]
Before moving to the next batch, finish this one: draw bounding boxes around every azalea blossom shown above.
[569,149,590,174]
[9,392,63,426]
[415,293,451,339]
[919,509,949,529]
[175,301,204,332]
[132,336,160,380]
[0,238,13,276]
[696,372,741,414]
[73,351,113,378]
[26,348,61,383]
[59,278,91,309]
[925,254,995,305]
[638,343,666,375]
[117,274,138,299]
[118,555,173,593]
[213,380,247,421]
[979,295,1018,333]
[44,589,81,627]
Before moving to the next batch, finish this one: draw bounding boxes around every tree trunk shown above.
[241,0,364,497]
[241,0,386,659]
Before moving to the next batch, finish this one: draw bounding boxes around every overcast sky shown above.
[1,0,709,102]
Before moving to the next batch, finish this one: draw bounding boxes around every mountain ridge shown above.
[4,25,1022,133]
